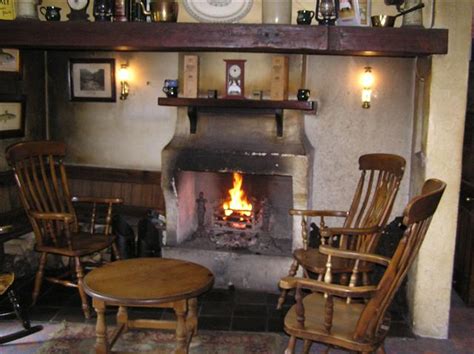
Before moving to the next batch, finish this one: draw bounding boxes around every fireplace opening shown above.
[175,170,293,256]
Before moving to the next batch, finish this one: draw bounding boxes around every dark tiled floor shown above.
[0,274,413,337]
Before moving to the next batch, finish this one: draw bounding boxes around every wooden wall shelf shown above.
[158,97,317,136]
[0,20,448,57]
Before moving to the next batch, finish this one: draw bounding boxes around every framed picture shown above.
[0,49,21,75]
[69,59,116,102]
[0,96,26,139]
[337,0,371,26]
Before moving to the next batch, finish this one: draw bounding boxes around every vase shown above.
[262,0,292,24]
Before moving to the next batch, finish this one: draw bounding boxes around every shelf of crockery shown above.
[0,20,447,57]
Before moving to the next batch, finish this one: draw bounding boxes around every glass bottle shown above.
[94,0,114,21]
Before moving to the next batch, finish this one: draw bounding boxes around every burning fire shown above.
[223,173,253,217]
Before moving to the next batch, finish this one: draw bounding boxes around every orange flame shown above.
[223,173,253,217]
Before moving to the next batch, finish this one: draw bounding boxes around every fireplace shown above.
[175,171,293,256]
[161,109,313,291]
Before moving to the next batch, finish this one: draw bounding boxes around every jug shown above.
[138,0,178,22]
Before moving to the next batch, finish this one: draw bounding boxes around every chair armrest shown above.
[30,211,75,223]
[319,245,391,267]
[289,209,348,218]
[279,276,377,298]
[72,196,123,204]
[320,225,381,238]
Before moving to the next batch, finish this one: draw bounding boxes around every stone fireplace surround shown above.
[161,108,313,292]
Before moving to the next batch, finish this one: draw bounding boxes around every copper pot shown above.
[138,0,178,22]
[371,3,424,27]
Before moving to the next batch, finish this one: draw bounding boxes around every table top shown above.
[83,258,214,306]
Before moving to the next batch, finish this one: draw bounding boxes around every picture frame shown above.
[337,0,371,27]
[0,49,21,76]
[69,59,116,102]
[0,96,26,139]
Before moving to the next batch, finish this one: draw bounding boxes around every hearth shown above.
[161,109,313,291]
[177,171,293,256]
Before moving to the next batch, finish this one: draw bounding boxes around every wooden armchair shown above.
[279,179,446,354]
[278,154,405,309]
[5,141,123,319]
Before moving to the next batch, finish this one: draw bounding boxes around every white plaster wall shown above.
[407,0,472,339]
[49,52,178,170]
[305,56,414,219]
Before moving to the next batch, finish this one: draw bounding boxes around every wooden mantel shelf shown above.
[0,20,447,57]
[158,97,317,137]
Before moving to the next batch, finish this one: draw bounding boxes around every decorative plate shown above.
[183,0,254,23]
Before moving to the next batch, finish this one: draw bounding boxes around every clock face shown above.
[224,59,246,99]
[229,64,241,79]
[68,0,89,10]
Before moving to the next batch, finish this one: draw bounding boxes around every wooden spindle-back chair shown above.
[279,178,446,354]
[6,141,123,319]
[278,154,406,309]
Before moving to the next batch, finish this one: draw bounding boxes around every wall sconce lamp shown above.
[118,63,130,100]
[361,66,374,109]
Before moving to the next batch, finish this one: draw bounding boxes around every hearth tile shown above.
[387,321,415,338]
[129,307,164,320]
[200,301,234,317]
[267,318,284,333]
[27,306,60,322]
[231,316,266,332]
[200,288,235,303]
[266,293,281,305]
[233,304,267,317]
[234,289,267,304]
[52,306,96,324]
[267,304,290,319]
[160,308,177,321]
[199,316,232,331]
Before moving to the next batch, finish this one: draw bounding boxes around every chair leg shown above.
[277,260,299,310]
[285,335,297,354]
[74,257,91,319]
[32,252,47,305]
[112,242,120,260]
[302,339,312,354]
[0,289,43,344]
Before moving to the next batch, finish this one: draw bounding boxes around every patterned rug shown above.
[1,319,472,353]
[1,322,287,354]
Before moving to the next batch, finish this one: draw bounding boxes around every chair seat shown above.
[284,293,387,352]
[36,233,116,257]
[0,273,14,296]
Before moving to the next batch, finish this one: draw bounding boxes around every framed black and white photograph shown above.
[0,49,21,76]
[0,96,26,139]
[337,0,371,26]
[69,59,116,102]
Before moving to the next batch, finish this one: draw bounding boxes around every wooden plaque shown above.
[270,56,289,100]
[183,55,199,98]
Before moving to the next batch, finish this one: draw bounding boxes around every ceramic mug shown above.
[297,89,310,101]
[163,79,179,97]
[297,10,315,25]
[40,6,61,21]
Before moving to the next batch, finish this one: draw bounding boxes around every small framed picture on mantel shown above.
[0,96,26,139]
[69,59,116,102]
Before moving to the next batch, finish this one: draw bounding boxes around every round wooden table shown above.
[83,258,214,354]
